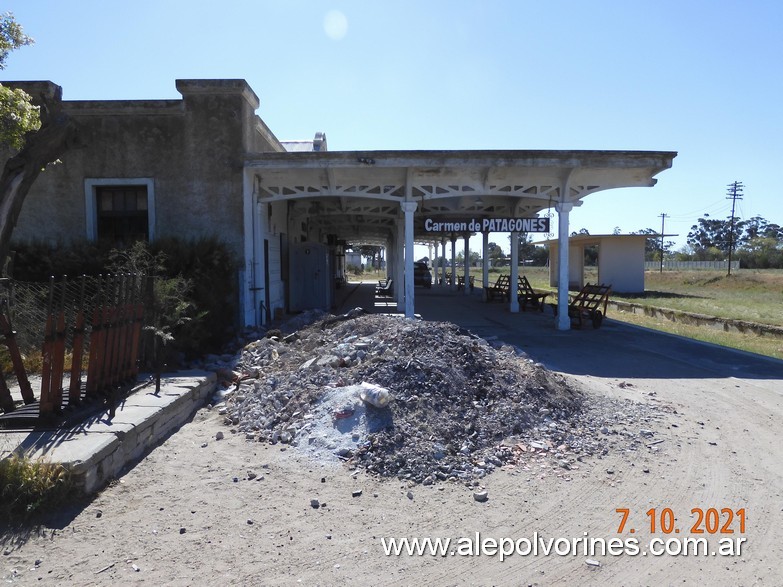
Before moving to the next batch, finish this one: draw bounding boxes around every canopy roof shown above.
[247,149,676,246]
[535,233,678,247]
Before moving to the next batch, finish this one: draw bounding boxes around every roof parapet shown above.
[175,79,260,110]
[1,80,62,105]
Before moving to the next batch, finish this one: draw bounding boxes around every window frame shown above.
[84,178,156,242]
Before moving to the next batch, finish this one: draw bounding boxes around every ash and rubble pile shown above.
[218,309,661,484]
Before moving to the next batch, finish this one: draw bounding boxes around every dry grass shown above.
[0,452,78,523]
[611,308,783,360]
[356,269,387,282]
[611,270,783,326]
[0,348,87,377]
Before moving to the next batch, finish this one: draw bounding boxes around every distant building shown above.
[345,251,362,268]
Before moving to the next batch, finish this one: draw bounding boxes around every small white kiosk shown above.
[540,234,657,293]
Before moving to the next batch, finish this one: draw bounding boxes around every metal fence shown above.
[644,260,741,271]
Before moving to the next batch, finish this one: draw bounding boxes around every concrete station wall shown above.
[5,80,273,264]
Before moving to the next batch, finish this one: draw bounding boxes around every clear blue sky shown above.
[3,0,781,254]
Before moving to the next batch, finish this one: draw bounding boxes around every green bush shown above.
[9,239,113,280]
[148,237,238,354]
[9,236,239,357]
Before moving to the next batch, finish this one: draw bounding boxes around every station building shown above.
[3,79,676,330]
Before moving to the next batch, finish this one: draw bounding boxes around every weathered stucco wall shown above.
[5,79,280,264]
[598,238,646,293]
[548,242,585,289]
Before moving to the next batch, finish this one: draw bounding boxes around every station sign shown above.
[423,217,550,233]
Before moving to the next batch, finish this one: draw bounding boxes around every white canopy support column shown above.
[482,231,489,301]
[383,239,391,280]
[386,232,397,297]
[440,238,447,286]
[241,169,268,327]
[394,219,404,311]
[509,231,520,313]
[256,199,269,324]
[555,201,574,330]
[462,233,471,296]
[450,235,457,290]
[401,201,418,318]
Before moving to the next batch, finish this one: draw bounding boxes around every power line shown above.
[666,200,731,219]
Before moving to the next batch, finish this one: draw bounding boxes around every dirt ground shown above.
[2,364,781,587]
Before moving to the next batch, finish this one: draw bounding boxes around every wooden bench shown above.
[486,274,510,301]
[457,275,475,291]
[517,275,550,311]
[553,283,612,329]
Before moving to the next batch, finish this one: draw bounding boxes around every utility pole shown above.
[726,181,744,276]
[659,213,669,273]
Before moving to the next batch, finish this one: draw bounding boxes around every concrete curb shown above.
[0,371,217,494]
[609,300,783,338]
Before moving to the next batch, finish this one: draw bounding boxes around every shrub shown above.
[9,236,239,358]
[107,237,237,358]
[9,239,113,280]
[0,453,78,523]
[148,236,238,354]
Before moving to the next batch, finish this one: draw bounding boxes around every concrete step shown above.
[0,371,216,494]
